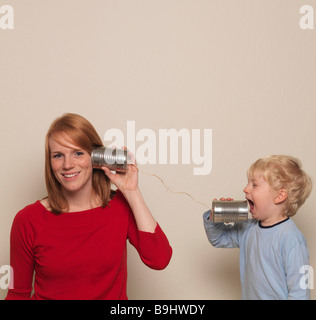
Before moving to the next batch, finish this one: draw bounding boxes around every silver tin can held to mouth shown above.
[91,147,128,172]
[212,200,248,223]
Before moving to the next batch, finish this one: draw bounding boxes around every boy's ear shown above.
[274,189,288,204]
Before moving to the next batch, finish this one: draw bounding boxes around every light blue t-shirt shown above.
[203,211,310,300]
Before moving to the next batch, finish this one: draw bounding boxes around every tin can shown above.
[212,200,248,223]
[91,147,128,172]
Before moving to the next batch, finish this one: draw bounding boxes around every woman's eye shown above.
[52,154,62,159]
[75,151,84,156]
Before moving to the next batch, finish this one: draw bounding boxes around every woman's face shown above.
[49,133,93,197]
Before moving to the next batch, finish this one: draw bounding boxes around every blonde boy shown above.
[203,155,312,299]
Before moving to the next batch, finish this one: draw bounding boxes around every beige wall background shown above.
[1,0,315,299]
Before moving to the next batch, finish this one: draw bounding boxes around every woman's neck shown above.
[63,188,101,212]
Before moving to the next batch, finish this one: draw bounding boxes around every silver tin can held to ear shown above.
[91,147,128,172]
[212,200,248,223]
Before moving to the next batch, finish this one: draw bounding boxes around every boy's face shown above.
[243,174,280,222]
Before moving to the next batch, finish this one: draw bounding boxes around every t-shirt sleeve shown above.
[5,207,35,300]
[203,210,243,248]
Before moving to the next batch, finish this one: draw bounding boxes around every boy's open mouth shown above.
[247,199,254,211]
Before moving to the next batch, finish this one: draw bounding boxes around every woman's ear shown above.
[274,189,288,204]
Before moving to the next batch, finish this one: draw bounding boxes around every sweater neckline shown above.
[37,200,104,214]
[36,191,118,215]
[258,217,289,229]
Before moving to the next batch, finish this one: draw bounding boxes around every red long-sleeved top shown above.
[5,191,172,300]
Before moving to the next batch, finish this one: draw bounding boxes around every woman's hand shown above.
[101,149,157,233]
[101,150,139,195]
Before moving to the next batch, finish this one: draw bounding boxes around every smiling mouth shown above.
[62,172,80,178]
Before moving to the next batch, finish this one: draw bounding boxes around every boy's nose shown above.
[243,185,249,194]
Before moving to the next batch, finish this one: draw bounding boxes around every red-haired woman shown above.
[6,113,172,300]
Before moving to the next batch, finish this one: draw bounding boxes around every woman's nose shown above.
[63,155,75,169]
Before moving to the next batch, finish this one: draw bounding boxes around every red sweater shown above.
[6,191,172,300]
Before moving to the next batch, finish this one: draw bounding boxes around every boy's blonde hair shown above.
[248,155,312,217]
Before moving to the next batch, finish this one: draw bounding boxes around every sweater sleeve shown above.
[127,214,172,270]
[284,240,310,300]
[203,210,243,248]
[5,207,36,300]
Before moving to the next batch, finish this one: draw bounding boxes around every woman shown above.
[6,113,172,300]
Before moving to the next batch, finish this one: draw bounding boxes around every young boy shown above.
[203,155,313,300]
